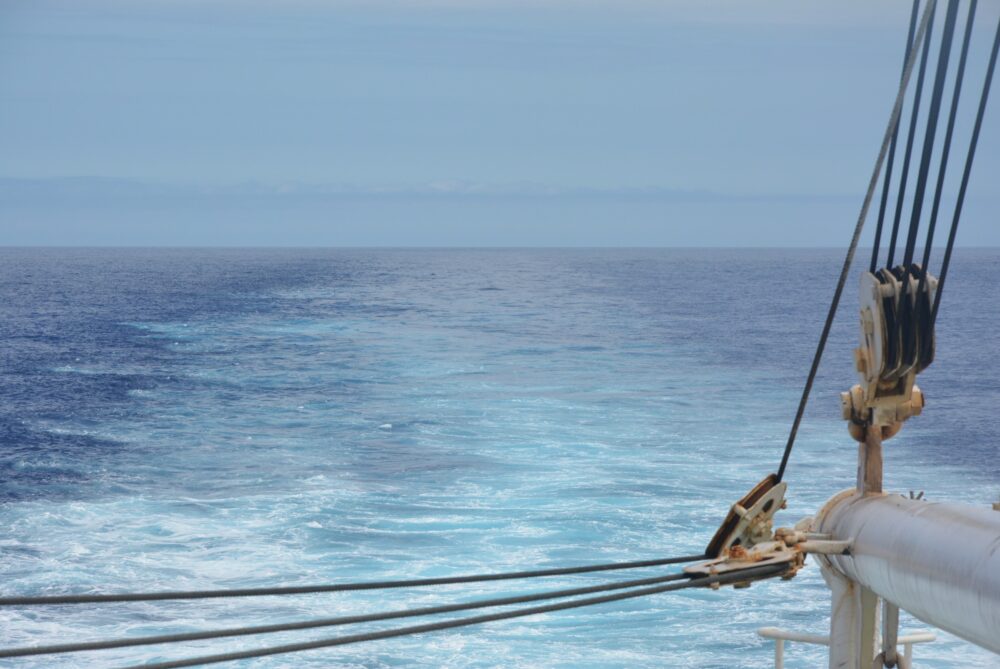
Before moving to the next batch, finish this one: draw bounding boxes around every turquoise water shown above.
[1,248,997,668]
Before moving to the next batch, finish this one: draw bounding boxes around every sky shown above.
[0,0,997,246]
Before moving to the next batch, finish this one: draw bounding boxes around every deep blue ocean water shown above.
[0,248,997,668]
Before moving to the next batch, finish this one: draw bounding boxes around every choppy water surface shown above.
[1,248,998,668]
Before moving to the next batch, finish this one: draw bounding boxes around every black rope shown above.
[775,0,936,483]
[0,571,697,658]
[119,564,788,669]
[0,553,706,607]
[887,0,937,268]
[902,0,961,267]
[917,0,977,300]
[872,0,921,273]
[932,5,1000,328]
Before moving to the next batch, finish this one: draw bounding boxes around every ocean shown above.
[1,247,997,668]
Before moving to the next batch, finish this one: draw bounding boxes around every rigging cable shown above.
[118,564,789,669]
[0,553,706,606]
[916,0,977,306]
[932,4,1000,327]
[902,0,961,267]
[871,0,921,273]
[0,571,696,658]
[775,0,936,483]
[886,0,938,268]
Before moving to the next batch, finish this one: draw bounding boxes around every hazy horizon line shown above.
[3,174,980,204]
[3,245,996,250]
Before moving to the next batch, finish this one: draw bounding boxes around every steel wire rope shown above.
[915,0,977,306]
[872,0,921,273]
[0,553,706,607]
[932,4,1000,327]
[887,0,938,268]
[116,564,788,669]
[775,0,937,483]
[902,0,962,267]
[0,571,699,658]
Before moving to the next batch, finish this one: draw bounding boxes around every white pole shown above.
[817,493,1000,654]
[882,600,899,667]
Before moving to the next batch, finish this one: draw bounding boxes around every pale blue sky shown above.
[1,0,997,245]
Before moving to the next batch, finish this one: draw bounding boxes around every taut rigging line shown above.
[0,570,698,659]
[0,552,705,607]
[933,1,1000,327]
[776,0,937,482]
[779,0,999,481]
[119,564,789,669]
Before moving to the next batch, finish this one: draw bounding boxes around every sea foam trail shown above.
[0,248,997,668]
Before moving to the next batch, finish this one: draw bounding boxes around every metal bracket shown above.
[695,477,805,588]
[685,540,804,588]
[704,475,787,558]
